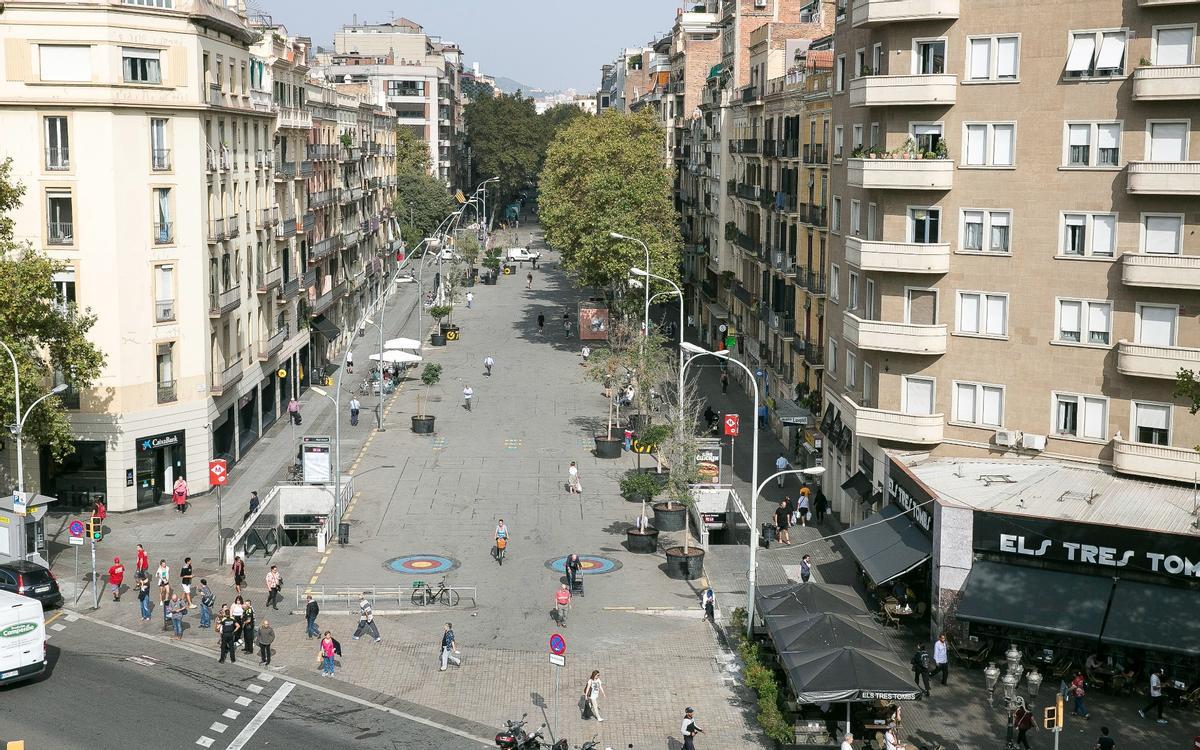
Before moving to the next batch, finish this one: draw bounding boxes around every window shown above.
[1136,303,1177,346]
[1133,402,1170,446]
[1142,214,1183,255]
[46,192,73,245]
[909,207,941,243]
[846,350,857,388]
[852,124,864,151]
[1053,393,1107,440]
[1060,212,1115,257]
[834,125,844,158]
[870,123,880,148]
[1065,30,1128,78]
[1148,121,1188,162]
[154,188,171,244]
[1065,122,1120,167]
[156,342,176,403]
[967,35,1020,81]
[386,80,425,97]
[856,49,867,77]
[827,337,838,376]
[1154,26,1195,66]
[964,123,1015,166]
[151,118,170,170]
[835,55,846,92]
[912,123,943,154]
[831,196,842,233]
[960,209,1011,253]
[862,362,874,405]
[954,382,1004,427]
[915,39,947,75]
[1057,299,1111,345]
[38,45,91,82]
[52,269,76,313]
[124,0,173,7]
[864,278,876,320]
[867,203,877,241]
[903,376,935,416]
[155,264,175,322]
[956,292,1008,336]
[850,200,861,236]
[44,116,69,170]
[123,48,162,84]
[830,265,841,302]
[848,271,859,310]
[873,43,884,73]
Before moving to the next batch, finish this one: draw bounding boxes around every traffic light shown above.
[87,515,102,541]
[1042,706,1057,729]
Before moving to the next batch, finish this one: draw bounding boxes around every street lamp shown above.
[610,232,651,337]
[0,340,68,501]
[309,386,342,534]
[477,176,499,236]
[631,266,685,397]
[361,317,386,430]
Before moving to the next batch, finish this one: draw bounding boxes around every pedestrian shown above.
[840,732,855,750]
[462,384,473,411]
[320,631,336,676]
[912,644,931,696]
[567,461,581,494]
[242,599,257,653]
[305,594,320,638]
[483,356,494,377]
[1095,726,1116,750]
[247,490,260,521]
[156,561,171,624]
[345,350,354,374]
[231,596,245,644]
[232,555,246,595]
[701,588,716,622]
[774,500,791,545]
[623,426,633,452]
[583,670,605,722]
[1069,671,1089,718]
[494,519,509,565]
[155,558,170,588]
[580,345,591,366]
[800,554,812,583]
[565,553,581,593]
[135,543,149,578]
[439,622,461,671]
[563,312,571,335]
[883,723,901,750]
[720,370,728,394]
[681,707,704,750]
[775,455,789,487]
[349,396,360,426]
[1139,667,1167,724]
[932,633,950,684]
[758,403,768,429]
[812,488,827,523]
[555,583,571,625]
[287,397,301,425]
[179,557,194,608]
[526,271,533,289]
[796,490,810,527]
[218,606,240,663]
[257,619,275,666]
[137,575,152,621]
[264,565,282,610]
[107,556,125,602]
[352,592,381,642]
[173,476,188,513]
[537,312,545,331]
[1013,699,1035,749]
[168,594,186,639]
[466,290,474,309]
[197,579,214,629]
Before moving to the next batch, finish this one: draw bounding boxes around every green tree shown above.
[463,92,543,202]
[538,103,586,157]
[394,173,455,249]
[0,158,106,460]
[539,109,682,291]
[394,125,431,176]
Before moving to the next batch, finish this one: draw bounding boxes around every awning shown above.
[956,561,1113,639]
[1102,579,1200,655]
[774,398,809,426]
[705,302,729,320]
[840,504,930,586]
[311,315,341,340]
[840,471,873,501]
[708,62,724,80]
[779,647,921,704]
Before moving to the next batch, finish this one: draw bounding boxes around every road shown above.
[0,612,490,749]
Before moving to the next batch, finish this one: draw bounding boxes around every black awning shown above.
[840,471,873,501]
[1102,579,1200,656]
[820,405,835,433]
[840,504,930,586]
[311,315,341,340]
[956,561,1113,639]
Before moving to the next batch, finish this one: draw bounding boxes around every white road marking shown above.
[64,613,79,622]
[247,683,263,694]
[222,709,240,720]
[257,672,274,682]
[234,696,253,706]
[195,737,214,748]
[225,682,296,750]
[209,722,228,733]
[50,623,66,631]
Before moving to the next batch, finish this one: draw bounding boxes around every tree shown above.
[463,92,543,202]
[584,319,639,437]
[539,108,682,291]
[393,173,455,249]
[394,125,431,176]
[539,103,586,159]
[0,158,106,460]
[628,329,672,420]
[659,373,705,552]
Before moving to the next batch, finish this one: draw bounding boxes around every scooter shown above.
[495,715,556,750]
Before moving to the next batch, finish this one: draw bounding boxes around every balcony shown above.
[310,189,336,208]
[210,359,243,396]
[45,147,70,171]
[151,148,171,171]
[207,217,226,243]
[806,270,827,296]
[156,380,177,404]
[843,394,944,445]
[1116,340,1200,380]
[1138,0,1200,5]
[849,74,957,108]
[1132,65,1200,101]
[257,265,283,293]
[277,107,312,130]
[280,277,300,300]
[310,235,340,261]
[251,89,273,112]
[275,220,296,240]
[804,342,825,368]
[258,325,289,360]
[852,0,959,26]
[802,144,828,165]
[847,157,954,190]
[1126,161,1200,195]
[843,313,947,355]
[259,207,278,229]
[274,161,296,180]
[1121,253,1200,290]
[153,222,173,245]
[299,160,315,178]
[302,268,317,289]
[225,215,240,239]
[208,285,241,317]
[1112,438,1200,483]
[845,236,949,273]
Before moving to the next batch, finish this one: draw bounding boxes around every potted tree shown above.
[619,471,661,553]
[458,235,481,285]
[627,330,671,434]
[584,319,637,459]
[441,263,465,340]
[481,248,501,284]
[411,362,442,433]
[428,304,451,346]
[658,380,706,579]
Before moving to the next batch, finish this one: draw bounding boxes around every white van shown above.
[0,590,47,685]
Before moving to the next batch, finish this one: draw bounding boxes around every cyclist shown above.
[494,519,509,565]
[483,356,495,377]
[555,583,571,626]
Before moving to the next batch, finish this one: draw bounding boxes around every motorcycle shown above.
[495,716,608,750]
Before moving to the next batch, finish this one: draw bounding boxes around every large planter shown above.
[430,333,447,346]
[482,273,497,285]
[411,415,436,434]
[444,324,460,342]
[594,435,622,459]
[664,546,705,580]
[652,501,686,532]
[626,527,659,554]
[439,322,452,334]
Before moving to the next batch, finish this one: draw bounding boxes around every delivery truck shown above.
[0,589,47,686]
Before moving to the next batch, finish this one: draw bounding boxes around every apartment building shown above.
[820,0,1200,523]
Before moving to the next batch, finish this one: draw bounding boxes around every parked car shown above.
[0,561,63,609]
[505,247,541,264]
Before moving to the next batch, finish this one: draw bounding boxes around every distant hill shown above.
[493,75,556,97]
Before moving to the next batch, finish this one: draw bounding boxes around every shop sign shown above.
[138,432,181,452]
[886,459,933,536]
[803,430,823,451]
[974,512,1200,581]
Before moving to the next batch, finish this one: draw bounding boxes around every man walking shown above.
[245,491,260,522]
[345,350,353,374]
[565,554,581,593]
[800,554,813,583]
[439,622,461,671]
[1095,726,1116,749]
[701,588,716,622]
[483,355,494,377]
[107,557,125,602]
[932,633,950,685]
[135,543,149,578]
[1139,667,1168,724]
[257,619,275,666]
[218,606,239,663]
[352,593,381,642]
[264,565,282,610]
[462,384,473,411]
[912,644,932,697]
[288,397,301,425]
[681,707,704,750]
[775,454,789,486]
[180,557,194,608]
[349,396,361,427]
[137,575,151,621]
[305,594,320,638]
[720,370,728,394]
[466,290,474,309]
[537,312,545,331]
[168,594,186,639]
[774,500,791,545]
[526,271,533,289]
[197,579,214,629]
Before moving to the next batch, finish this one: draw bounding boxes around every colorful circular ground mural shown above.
[386,554,459,574]
[545,555,621,575]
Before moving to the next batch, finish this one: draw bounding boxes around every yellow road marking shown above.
[45,611,65,626]
[314,566,323,574]
[309,576,319,584]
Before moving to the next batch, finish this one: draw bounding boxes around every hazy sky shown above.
[256,0,681,92]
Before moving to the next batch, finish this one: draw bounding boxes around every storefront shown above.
[39,440,107,511]
[237,388,258,455]
[260,376,277,431]
[134,430,186,508]
[212,404,235,464]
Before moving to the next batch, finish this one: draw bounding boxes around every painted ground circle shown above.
[386,555,459,574]
[545,555,622,575]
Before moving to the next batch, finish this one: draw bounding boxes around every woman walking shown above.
[320,631,336,677]
[232,555,246,595]
[172,476,189,513]
[584,670,606,722]
[137,575,152,621]
[567,462,581,495]
[231,596,245,646]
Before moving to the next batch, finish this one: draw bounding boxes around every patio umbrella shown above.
[778,647,921,704]
[369,350,423,365]
[756,582,869,620]
[767,612,891,654]
[383,337,422,350]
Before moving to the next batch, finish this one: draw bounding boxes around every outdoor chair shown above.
[1051,656,1074,681]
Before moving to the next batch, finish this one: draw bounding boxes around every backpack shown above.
[922,652,933,672]
[202,590,215,608]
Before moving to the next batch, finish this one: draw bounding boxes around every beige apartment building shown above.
[820,0,1200,523]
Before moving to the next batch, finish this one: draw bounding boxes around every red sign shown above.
[724,414,740,437]
[549,633,566,655]
[208,459,228,486]
[395,250,405,262]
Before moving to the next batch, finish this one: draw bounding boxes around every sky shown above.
[256,0,683,93]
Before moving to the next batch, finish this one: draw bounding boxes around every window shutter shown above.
[39,44,91,82]
[1060,300,1082,335]
[1088,302,1111,338]
[1144,216,1182,254]
[1065,34,1096,72]
[982,387,1003,426]
[1082,398,1106,439]
[1091,214,1115,256]
[992,125,1014,165]
[1095,32,1126,70]
[959,293,980,333]
[955,383,976,423]
[996,37,1019,78]
[966,124,986,164]
[1068,124,1091,146]
[1138,305,1176,346]
[1135,402,1169,431]
[1149,122,1187,162]
[985,295,1006,335]
[1154,27,1193,66]
[969,38,991,79]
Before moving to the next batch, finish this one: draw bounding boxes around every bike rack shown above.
[294,584,478,610]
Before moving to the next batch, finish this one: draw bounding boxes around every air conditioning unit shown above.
[1021,433,1047,451]
[994,429,1021,447]
[755,0,767,6]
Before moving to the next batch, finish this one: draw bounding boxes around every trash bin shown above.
[760,523,775,549]
[338,522,350,545]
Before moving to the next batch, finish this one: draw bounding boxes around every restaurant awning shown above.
[956,561,1113,639]
[704,302,729,320]
[756,582,869,620]
[311,315,341,340]
[779,647,921,704]
[840,471,873,502]
[770,612,891,653]
[773,397,809,426]
[840,504,930,586]
[1102,579,1200,655]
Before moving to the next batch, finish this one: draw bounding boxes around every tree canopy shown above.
[394,125,431,176]
[539,108,682,291]
[393,172,456,249]
[0,158,106,460]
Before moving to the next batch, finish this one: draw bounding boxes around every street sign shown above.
[68,520,85,537]
[68,536,84,546]
[208,459,228,486]
[755,369,764,379]
[724,414,740,437]
[548,653,566,667]
[549,633,566,655]
[12,493,25,516]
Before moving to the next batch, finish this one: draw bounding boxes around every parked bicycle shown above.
[285,461,304,482]
[411,577,460,607]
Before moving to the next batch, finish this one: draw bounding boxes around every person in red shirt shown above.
[135,544,149,578]
[555,584,571,626]
[107,557,125,602]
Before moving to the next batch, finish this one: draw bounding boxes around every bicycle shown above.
[494,537,507,566]
[285,461,304,482]
[411,577,459,607]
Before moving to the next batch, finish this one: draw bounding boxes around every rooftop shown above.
[894,454,1200,538]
